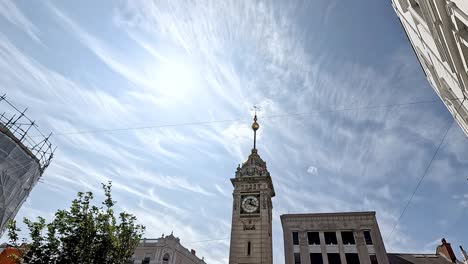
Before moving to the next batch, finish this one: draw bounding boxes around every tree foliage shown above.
[6,182,145,264]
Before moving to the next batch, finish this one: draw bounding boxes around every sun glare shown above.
[153,61,198,101]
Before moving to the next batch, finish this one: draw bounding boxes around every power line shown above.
[49,97,459,137]
[386,98,466,242]
[52,118,247,136]
[263,98,445,118]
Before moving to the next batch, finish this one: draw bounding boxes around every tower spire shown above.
[252,106,259,151]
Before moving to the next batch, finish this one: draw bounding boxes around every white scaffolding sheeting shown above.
[0,95,54,237]
[0,132,41,236]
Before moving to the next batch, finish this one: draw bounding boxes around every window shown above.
[294,253,301,264]
[324,232,337,245]
[310,253,324,264]
[454,16,468,35]
[142,253,151,264]
[292,232,299,245]
[341,232,355,245]
[328,253,341,264]
[247,241,251,256]
[363,230,373,245]
[409,0,423,18]
[308,232,320,245]
[162,253,170,264]
[370,255,378,264]
[346,253,360,264]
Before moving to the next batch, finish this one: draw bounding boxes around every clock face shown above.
[241,196,259,213]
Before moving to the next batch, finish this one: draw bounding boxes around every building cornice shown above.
[280,211,376,224]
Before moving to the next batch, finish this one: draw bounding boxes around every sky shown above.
[0,0,467,263]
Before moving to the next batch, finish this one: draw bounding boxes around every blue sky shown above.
[1,0,467,263]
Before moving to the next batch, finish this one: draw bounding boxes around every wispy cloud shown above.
[124,169,215,196]
[0,0,41,43]
[47,2,153,90]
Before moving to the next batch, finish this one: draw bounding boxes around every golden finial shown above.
[252,114,259,131]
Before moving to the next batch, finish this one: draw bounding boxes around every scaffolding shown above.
[0,94,55,237]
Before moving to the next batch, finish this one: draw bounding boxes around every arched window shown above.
[162,253,170,263]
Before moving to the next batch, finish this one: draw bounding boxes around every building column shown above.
[283,228,293,264]
[300,231,311,264]
[355,230,370,264]
[320,232,329,264]
[336,232,347,264]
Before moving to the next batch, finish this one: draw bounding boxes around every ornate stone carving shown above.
[242,219,258,230]
[235,149,271,178]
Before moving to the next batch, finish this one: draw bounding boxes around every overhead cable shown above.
[49,97,459,136]
[386,97,466,242]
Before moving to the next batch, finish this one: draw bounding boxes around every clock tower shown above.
[228,113,275,264]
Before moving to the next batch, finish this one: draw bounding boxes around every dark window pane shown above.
[247,241,251,256]
[293,232,299,245]
[364,231,373,245]
[346,254,360,264]
[328,253,341,264]
[294,253,301,264]
[324,232,337,245]
[308,232,320,245]
[341,232,355,245]
[142,257,150,264]
[310,253,323,264]
[162,253,170,263]
[370,255,378,264]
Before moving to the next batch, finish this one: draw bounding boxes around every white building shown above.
[391,0,468,136]
[129,234,206,264]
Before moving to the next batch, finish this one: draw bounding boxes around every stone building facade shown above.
[391,0,468,136]
[281,212,389,264]
[129,234,205,264]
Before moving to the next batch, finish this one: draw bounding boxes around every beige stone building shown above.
[228,114,275,264]
[129,233,206,264]
[391,0,468,136]
[280,212,389,264]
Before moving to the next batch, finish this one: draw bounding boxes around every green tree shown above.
[6,181,145,264]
